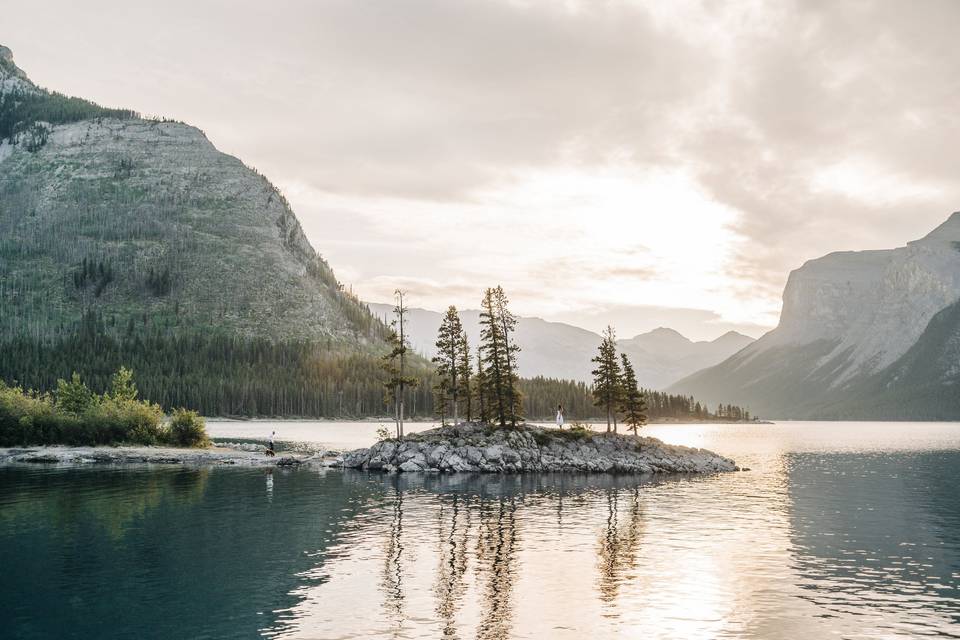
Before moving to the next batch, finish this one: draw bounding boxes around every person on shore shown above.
[556,404,564,430]
[268,431,276,455]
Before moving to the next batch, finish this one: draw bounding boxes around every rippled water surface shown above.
[3,422,960,639]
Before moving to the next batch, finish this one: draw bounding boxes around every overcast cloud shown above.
[6,0,959,340]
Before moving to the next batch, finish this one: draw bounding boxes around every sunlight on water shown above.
[3,422,960,639]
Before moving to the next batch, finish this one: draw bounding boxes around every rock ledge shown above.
[340,423,736,474]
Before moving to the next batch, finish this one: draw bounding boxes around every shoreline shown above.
[0,445,331,468]
[205,416,771,425]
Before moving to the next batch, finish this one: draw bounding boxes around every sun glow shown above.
[284,163,771,338]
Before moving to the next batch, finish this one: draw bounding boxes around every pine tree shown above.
[381,290,417,438]
[109,366,138,402]
[493,286,523,426]
[591,325,622,433]
[433,378,449,426]
[432,306,468,425]
[478,286,522,427]
[479,288,506,425]
[618,354,647,435]
[55,372,94,416]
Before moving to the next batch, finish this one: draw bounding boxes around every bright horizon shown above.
[7,1,959,341]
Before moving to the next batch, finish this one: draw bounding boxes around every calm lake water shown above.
[3,422,960,639]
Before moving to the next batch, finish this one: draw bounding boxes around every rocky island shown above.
[340,423,738,474]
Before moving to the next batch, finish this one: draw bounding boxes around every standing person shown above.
[268,430,276,455]
[556,404,564,430]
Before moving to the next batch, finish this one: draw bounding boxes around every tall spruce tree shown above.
[432,305,468,425]
[382,290,417,438]
[493,286,523,426]
[618,354,648,434]
[591,325,622,433]
[479,288,506,425]
[478,286,523,427]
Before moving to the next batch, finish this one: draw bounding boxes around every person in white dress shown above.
[556,404,564,429]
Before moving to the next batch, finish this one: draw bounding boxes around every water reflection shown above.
[597,488,643,608]
[381,483,406,632]
[6,423,960,639]
[475,496,518,640]
[434,495,469,638]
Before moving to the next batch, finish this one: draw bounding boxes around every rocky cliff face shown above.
[0,45,380,345]
[671,213,960,418]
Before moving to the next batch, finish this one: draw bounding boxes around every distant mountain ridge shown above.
[670,213,960,419]
[369,303,754,389]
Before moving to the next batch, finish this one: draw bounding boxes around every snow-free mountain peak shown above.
[671,211,960,419]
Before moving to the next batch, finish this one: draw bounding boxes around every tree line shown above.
[408,288,752,434]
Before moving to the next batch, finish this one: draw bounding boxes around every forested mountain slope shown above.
[0,45,378,344]
[0,44,395,415]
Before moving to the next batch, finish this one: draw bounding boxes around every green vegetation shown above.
[0,367,209,447]
[618,354,648,434]
[589,326,749,431]
[381,290,419,437]
[551,422,594,441]
[0,86,137,143]
[591,325,623,432]
[478,286,523,427]
[432,305,471,425]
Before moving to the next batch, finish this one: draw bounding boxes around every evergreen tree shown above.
[618,354,647,434]
[55,372,94,416]
[433,378,449,425]
[109,366,138,402]
[381,290,417,438]
[493,286,523,426]
[478,286,522,427]
[432,306,468,425]
[591,326,622,432]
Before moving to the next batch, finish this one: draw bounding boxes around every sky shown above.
[5,0,960,341]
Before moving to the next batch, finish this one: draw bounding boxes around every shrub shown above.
[55,372,94,416]
[166,409,209,448]
[0,369,205,448]
[553,423,594,442]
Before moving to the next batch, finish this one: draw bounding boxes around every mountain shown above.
[0,44,754,420]
[369,303,754,389]
[670,213,960,419]
[0,45,401,416]
[0,45,378,345]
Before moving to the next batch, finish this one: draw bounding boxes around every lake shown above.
[3,421,960,639]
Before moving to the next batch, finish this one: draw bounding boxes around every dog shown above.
[265,448,276,457]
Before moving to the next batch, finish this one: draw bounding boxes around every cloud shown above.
[6,0,960,339]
